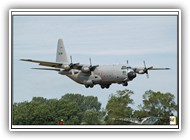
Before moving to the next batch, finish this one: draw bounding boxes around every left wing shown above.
[132,61,170,76]
[133,67,170,74]
[147,68,170,70]
[133,65,170,78]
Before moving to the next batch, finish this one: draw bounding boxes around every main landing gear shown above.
[84,84,94,88]
[84,84,111,89]
[100,84,110,89]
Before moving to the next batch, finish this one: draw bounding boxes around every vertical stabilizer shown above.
[56,39,69,63]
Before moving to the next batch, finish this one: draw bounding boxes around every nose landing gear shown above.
[122,82,128,86]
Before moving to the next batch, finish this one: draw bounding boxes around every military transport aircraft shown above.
[20,39,170,89]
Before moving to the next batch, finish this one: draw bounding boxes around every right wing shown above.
[20,59,98,72]
[20,59,84,70]
[31,68,61,71]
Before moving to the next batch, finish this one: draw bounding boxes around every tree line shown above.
[12,89,178,125]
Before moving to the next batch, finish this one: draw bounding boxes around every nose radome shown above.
[128,71,136,80]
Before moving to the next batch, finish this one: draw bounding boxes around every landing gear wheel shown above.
[105,84,110,89]
[122,82,128,86]
[85,85,89,88]
[89,85,94,88]
[101,85,105,89]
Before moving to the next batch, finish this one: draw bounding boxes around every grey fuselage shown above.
[59,64,136,88]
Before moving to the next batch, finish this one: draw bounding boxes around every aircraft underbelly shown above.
[65,65,127,85]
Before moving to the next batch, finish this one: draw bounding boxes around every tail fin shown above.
[56,39,69,63]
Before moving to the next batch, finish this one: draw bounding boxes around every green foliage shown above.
[13,90,178,125]
[140,90,177,124]
[13,94,102,125]
[105,89,177,125]
[105,89,134,124]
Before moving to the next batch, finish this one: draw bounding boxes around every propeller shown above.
[66,55,73,69]
[89,57,98,71]
[143,61,153,78]
[69,55,75,75]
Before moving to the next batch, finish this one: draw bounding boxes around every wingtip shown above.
[20,59,32,61]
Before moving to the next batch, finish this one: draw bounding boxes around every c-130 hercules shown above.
[21,39,170,89]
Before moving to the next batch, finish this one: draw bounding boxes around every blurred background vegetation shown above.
[12,89,178,125]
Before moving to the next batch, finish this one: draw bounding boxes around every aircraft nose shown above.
[128,71,136,80]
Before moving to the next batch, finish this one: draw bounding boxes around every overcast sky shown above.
[13,13,178,109]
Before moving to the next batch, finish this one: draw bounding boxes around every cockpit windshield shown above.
[121,66,132,69]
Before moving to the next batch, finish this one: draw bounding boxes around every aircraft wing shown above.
[133,67,170,72]
[20,59,63,68]
[148,68,170,70]
[20,59,85,70]
[20,59,98,72]
[31,68,61,71]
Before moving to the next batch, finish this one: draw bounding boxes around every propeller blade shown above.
[70,55,73,64]
[147,66,153,70]
[88,58,99,71]
[146,73,149,78]
[143,60,146,68]
[143,61,150,78]
[90,65,99,71]
[89,58,92,66]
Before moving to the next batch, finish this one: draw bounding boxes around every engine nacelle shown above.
[136,70,144,74]
[81,66,90,73]
[69,69,79,75]
[62,64,70,70]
